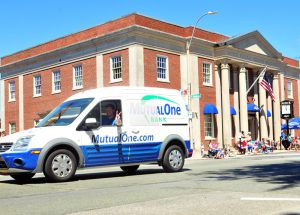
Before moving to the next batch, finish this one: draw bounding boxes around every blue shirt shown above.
[102,116,116,126]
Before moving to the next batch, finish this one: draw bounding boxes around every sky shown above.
[0,0,299,60]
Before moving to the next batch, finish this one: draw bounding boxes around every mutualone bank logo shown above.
[130,94,182,123]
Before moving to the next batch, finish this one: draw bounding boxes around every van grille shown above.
[0,143,13,152]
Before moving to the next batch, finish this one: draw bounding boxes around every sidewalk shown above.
[190,148,294,160]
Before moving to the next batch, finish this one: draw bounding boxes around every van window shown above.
[100,100,122,126]
[37,98,94,127]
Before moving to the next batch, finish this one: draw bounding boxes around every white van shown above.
[0,87,192,182]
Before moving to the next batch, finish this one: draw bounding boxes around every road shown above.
[1,151,300,215]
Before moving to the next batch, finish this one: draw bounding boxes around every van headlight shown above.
[12,136,34,151]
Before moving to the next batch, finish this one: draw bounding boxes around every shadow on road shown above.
[0,167,191,185]
[194,161,300,191]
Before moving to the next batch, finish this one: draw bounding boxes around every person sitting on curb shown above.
[208,141,222,158]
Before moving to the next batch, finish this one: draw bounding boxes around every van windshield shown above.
[36,98,94,127]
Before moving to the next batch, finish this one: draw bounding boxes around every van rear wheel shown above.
[120,165,139,174]
[162,145,184,172]
[44,149,77,182]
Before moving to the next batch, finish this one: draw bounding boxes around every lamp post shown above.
[186,11,218,151]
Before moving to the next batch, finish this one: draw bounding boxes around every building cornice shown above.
[214,46,285,71]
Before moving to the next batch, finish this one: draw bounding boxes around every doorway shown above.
[248,114,258,140]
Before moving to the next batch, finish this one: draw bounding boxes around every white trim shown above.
[156,55,169,82]
[51,90,61,95]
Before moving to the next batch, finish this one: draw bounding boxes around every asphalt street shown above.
[0,151,300,215]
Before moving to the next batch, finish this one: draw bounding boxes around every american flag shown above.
[259,73,275,101]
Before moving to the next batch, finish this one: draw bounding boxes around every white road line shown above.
[241,197,300,201]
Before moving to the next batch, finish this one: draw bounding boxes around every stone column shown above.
[221,61,232,148]
[96,54,104,88]
[253,71,260,140]
[273,73,281,142]
[129,45,144,86]
[215,64,223,144]
[267,96,273,139]
[239,65,248,134]
[233,65,240,141]
[259,69,268,139]
[189,54,201,151]
[298,74,300,116]
[1,79,5,130]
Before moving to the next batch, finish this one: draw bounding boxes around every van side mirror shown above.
[84,118,100,130]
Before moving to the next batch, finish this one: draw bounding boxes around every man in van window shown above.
[102,104,122,126]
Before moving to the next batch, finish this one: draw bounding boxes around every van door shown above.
[121,98,159,164]
[79,99,124,167]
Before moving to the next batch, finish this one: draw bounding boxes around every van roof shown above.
[67,87,181,100]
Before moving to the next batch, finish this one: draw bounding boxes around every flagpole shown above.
[246,66,267,95]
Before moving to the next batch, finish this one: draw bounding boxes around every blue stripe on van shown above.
[81,142,162,167]
[81,140,191,167]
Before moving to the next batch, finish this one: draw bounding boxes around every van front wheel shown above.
[162,145,184,172]
[44,149,77,182]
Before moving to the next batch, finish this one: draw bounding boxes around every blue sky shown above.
[0,0,299,60]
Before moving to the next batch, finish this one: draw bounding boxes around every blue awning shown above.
[203,104,218,114]
[230,106,237,115]
[281,117,300,130]
[267,109,272,117]
[247,103,260,112]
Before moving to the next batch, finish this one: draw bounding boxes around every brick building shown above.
[0,13,299,151]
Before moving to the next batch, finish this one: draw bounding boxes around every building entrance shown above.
[248,115,258,140]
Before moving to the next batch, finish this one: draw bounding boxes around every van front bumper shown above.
[0,149,41,175]
[0,156,31,175]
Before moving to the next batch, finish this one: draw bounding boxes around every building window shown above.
[110,56,122,82]
[34,75,42,96]
[9,123,16,134]
[204,114,214,138]
[157,56,169,82]
[73,65,83,89]
[52,70,61,93]
[8,81,16,101]
[287,80,293,98]
[202,62,212,86]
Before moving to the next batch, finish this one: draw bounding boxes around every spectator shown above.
[208,141,222,158]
